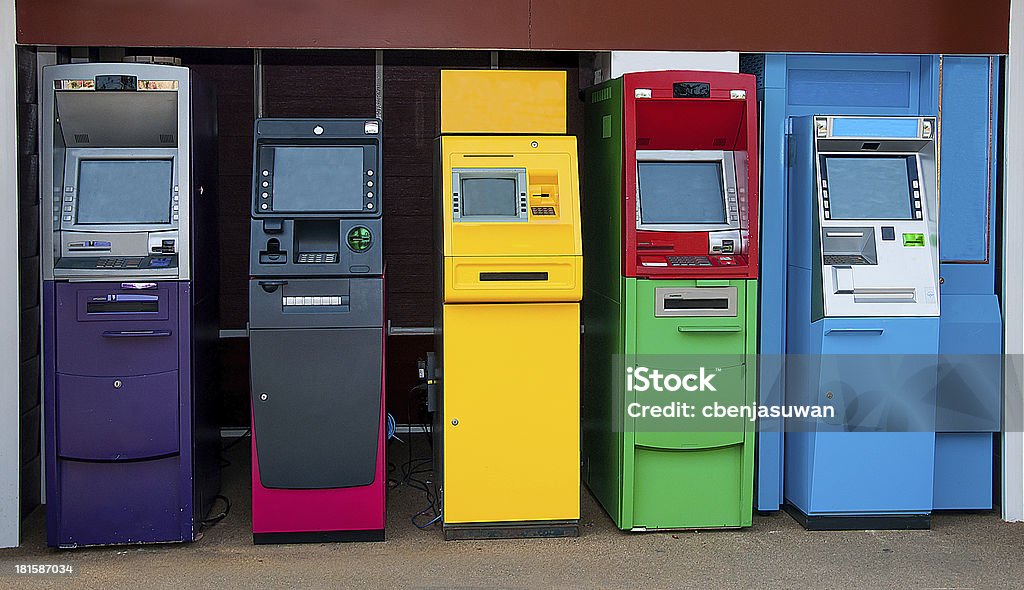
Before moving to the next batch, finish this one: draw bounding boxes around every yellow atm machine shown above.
[436,70,582,540]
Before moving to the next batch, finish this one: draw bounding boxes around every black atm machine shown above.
[248,118,386,542]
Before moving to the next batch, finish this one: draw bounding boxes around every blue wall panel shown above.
[939,57,995,265]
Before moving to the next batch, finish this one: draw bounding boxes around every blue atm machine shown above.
[787,115,940,528]
[745,55,1002,516]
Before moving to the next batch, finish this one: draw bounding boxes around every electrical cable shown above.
[207,430,248,524]
[391,382,442,528]
[201,494,231,527]
[387,413,397,440]
[222,429,251,451]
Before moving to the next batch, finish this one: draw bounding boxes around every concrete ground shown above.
[3,434,1024,589]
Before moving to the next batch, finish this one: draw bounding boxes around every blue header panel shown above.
[830,117,921,138]
[782,55,938,117]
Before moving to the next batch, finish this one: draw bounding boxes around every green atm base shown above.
[583,278,757,530]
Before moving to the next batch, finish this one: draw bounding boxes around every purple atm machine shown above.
[40,63,220,547]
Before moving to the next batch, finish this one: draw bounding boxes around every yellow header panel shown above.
[441,70,567,135]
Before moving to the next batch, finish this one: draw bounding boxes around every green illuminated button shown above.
[902,233,926,247]
[347,226,372,252]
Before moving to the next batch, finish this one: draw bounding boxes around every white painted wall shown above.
[592,51,739,85]
[0,0,22,548]
[1003,0,1024,523]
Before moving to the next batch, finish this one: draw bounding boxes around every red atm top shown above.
[622,71,759,280]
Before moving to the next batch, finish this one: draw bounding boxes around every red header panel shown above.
[623,71,759,280]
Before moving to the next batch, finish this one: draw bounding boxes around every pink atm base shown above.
[250,402,386,544]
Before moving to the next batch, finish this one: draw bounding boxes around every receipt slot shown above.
[40,63,220,547]
[248,119,385,543]
[437,70,582,539]
[582,71,758,530]
[785,115,940,528]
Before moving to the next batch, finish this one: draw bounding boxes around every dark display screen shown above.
[76,159,173,225]
[673,82,711,98]
[638,161,727,224]
[272,147,364,212]
[460,178,518,217]
[824,156,914,220]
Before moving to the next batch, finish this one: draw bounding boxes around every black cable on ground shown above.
[222,429,251,451]
[202,494,231,527]
[391,383,442,528]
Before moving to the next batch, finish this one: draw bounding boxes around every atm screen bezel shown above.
[451,168,529,223]
[61,147,179,233]
[255,143,378,217]
[634,150,740,233]
[818,152,923,222]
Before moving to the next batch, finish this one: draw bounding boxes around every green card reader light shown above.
[347,226,373,252]
[902,233,926,247]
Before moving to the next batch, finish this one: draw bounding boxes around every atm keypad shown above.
[667,255,712,267]
[531,207,556,216]
[297,253,338,264]
[95,257,143,269]
[823,254,871,266]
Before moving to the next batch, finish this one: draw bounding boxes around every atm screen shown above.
[461,178,518,217]
[272,147,364,212]
[824,156,914,220]
[77,159,173,225]
[637,161,726,224]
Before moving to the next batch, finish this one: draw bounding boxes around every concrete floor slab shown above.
[2,435,1023,589]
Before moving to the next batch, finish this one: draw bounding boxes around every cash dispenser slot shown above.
[852,289,917,303]
[821,228,877,266]
[86,294,160,314]
[68,240,112,252]
[665,298,729,310]
[654,286,737,317]
[294,219,340,264]
[479,271,549,282]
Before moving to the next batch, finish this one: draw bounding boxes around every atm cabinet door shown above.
[249,327,383,489]
[442,302,580,524]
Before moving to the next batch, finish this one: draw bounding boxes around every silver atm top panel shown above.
[41,63,195,281]
[813,116,939,318]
